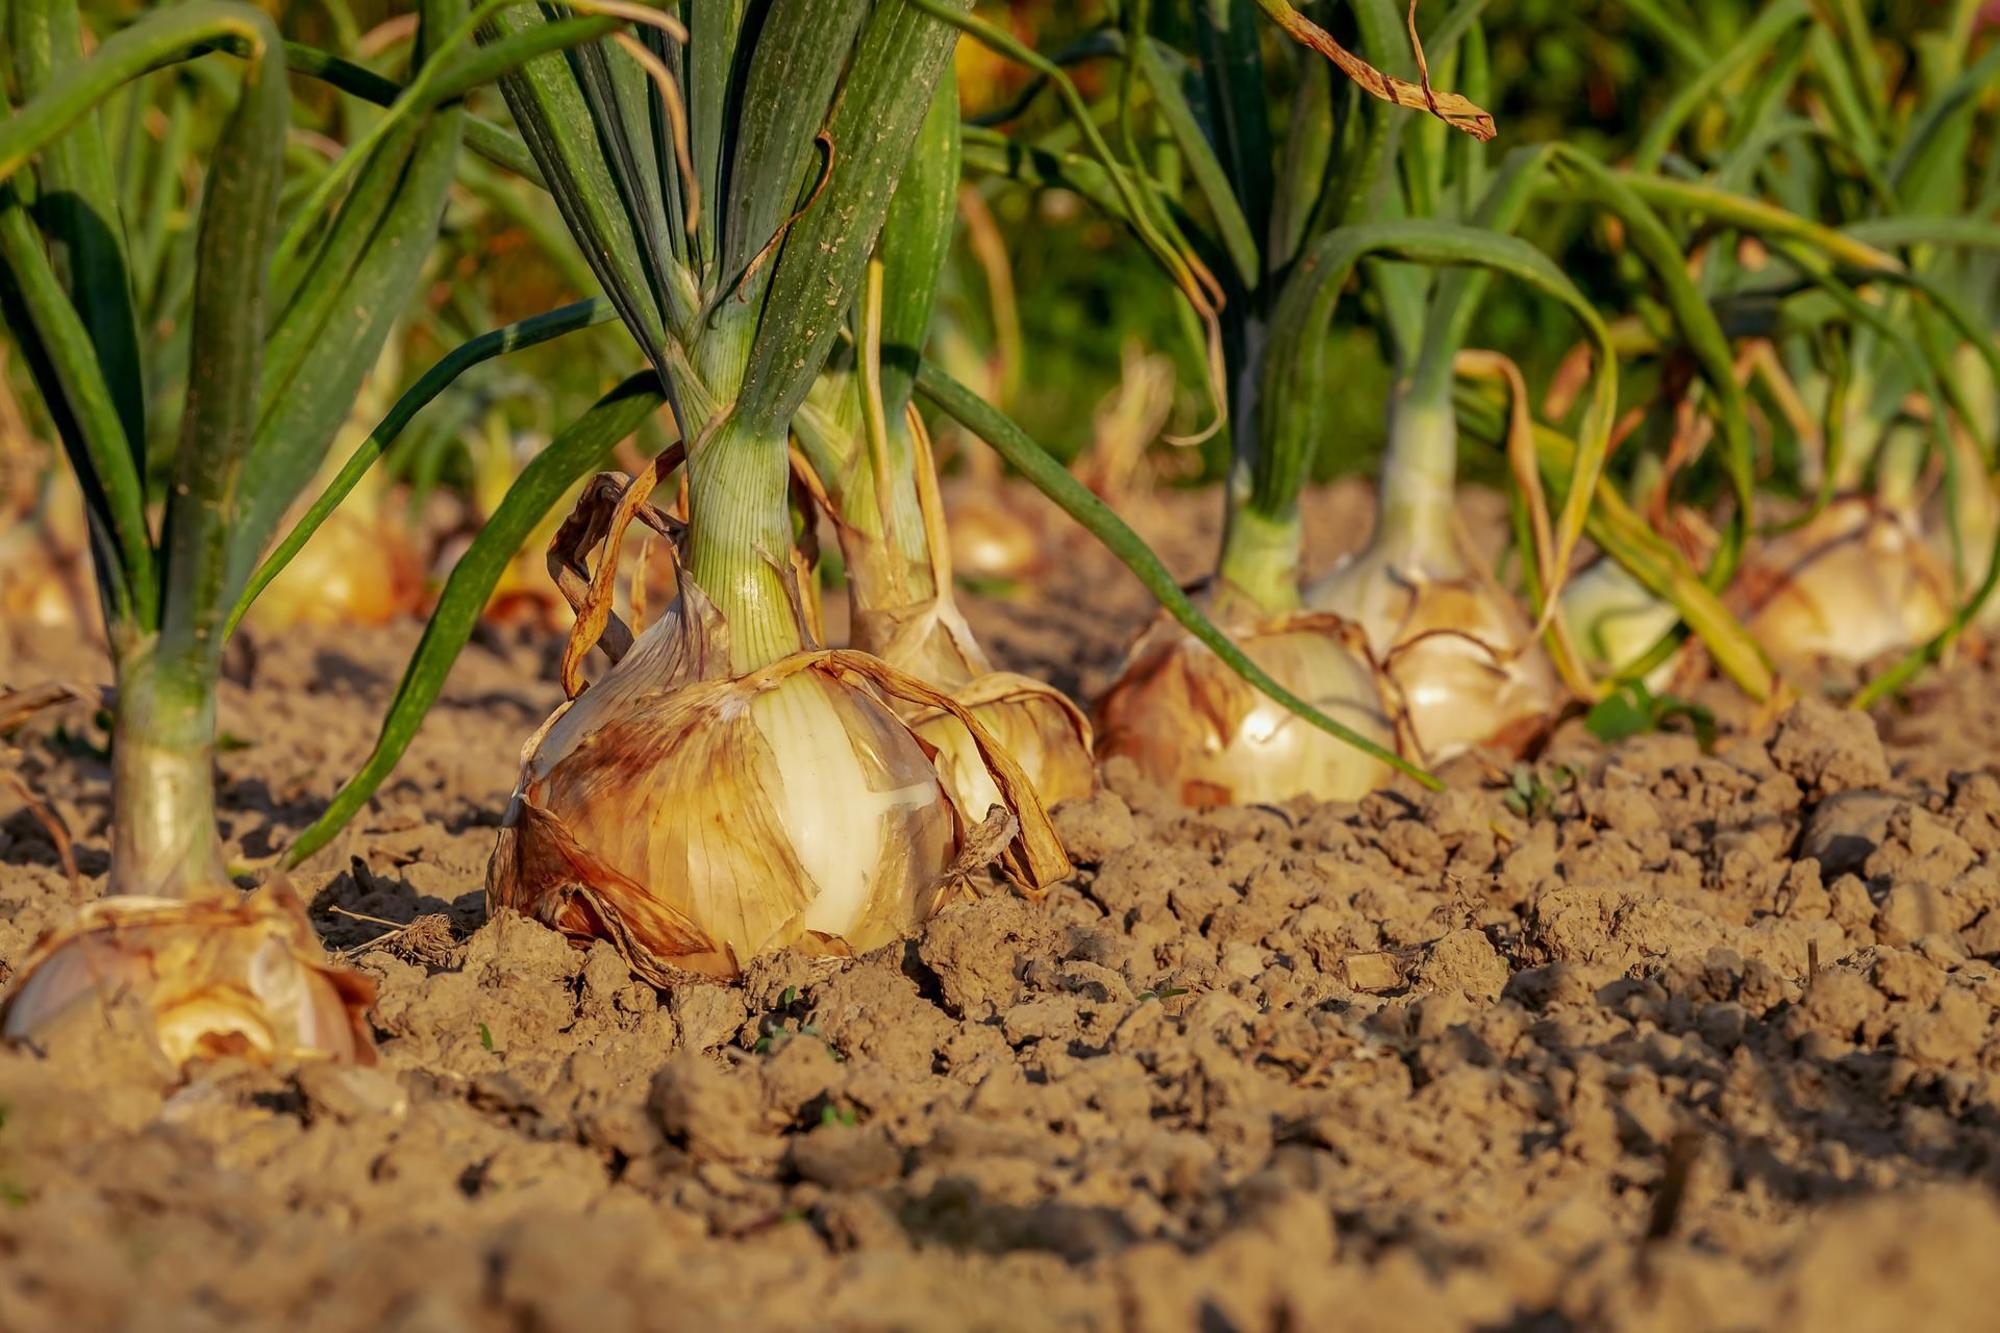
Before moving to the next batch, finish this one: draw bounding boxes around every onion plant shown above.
[790,73,1096,820]
[452,0,1090,982]
[953,0,1620,801]
[1547,0,2000,701]
[0,0,463,1062]
[0,0,642,1066]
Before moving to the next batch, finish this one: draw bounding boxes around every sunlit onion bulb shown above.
[245,510,424,631]
[854,601,1097,817]
[1310,552,1559,764]
[0,891,375,1068]
[943,484,1043,582]
[1094,612,1393,808]
[488,594,1061,981]
[1738,498,1952,666]
[912,673,1096,820]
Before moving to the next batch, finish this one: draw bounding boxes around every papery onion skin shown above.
[0,890,376,1069]
[496,663,957,979]
[1737,498,1953,667]
[1313,555,1560,764]
[487,585,1072,983]
[854,603,1098,815]
[913,673,1096,820]
[1094,612,1393,808]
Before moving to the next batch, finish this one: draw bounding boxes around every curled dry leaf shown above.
[487,577,1068,984]
[0,887,377,1070]
[1094,601,1394,809]
[1252,0,1497,142]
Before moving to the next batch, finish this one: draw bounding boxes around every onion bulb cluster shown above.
[1735,497,1952,667]
[1094,598,1393,808]
[488,579,1068,982]
[1,889,375,1067]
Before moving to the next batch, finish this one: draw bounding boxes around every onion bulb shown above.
[1559,558,1682,690]
[488,579,1068,982]
[245,508,425,631]
[942,480,1043,582]
[1094,604,1393,808]
[1309,546,1560,764]
[853,593,1096,817]
[0,889,376,1068]
[1735,498,1952,666]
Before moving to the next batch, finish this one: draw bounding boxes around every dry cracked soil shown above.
[6,482,2000,1331]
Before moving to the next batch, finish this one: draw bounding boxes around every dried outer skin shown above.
[1094,608,1394,809]
[489,582,1068,982]
[1735,498,1953,668]
[910,671,1097,819]
[853,593,1098,815]
[0,888,377,1069]
[1315,558,1561,765]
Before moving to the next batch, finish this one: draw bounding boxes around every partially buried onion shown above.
[839,409,1097,818]
[851,579,1096,819]
[488,577,1068,983]
[0,888,375,1067]
[1310,546,1560,764]
[1735,497,1952,666]
[1094,599,1393,808]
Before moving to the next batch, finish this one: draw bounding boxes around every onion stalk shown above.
[789,78,1095,815]
[478,0,1075,978]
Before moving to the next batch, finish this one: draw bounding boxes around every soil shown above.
[7,480,2000,1331]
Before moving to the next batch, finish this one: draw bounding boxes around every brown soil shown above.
[6,482,2000,1331]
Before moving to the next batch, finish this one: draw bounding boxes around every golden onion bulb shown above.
[245,509,424,631]
[1094,610,1393,808]
[912,672,1096,819]
[489,587,1067,982]
[942,482,1043,583]
[0,889,376,1068]
[1737,498,1952,666]
[1309,550,1560,764]
[855,598,1098,815]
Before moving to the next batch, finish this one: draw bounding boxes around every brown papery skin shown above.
[492,662,960,983]
[1315,564,1561,765]
[1094,610,1393,809]
[1736,498,1954,668]
[912,672,1097,819]
[0,888,376,1069]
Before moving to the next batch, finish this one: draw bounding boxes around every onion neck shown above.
[835,415,937,615]
[1217,499,1303,620]
[109,635,228,898]
[1369,380,1463,574]
[682,416,806,673]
